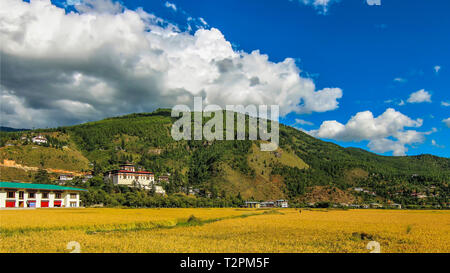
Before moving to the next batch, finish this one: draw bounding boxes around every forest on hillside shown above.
[0,109,449,208]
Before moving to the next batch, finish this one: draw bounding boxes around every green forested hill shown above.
[1,109,449,208]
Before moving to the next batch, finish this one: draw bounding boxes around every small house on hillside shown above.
[158,175,170,183]
[370,203,383,208]
[82,173,93,183]
[31,135,47,144]
[260,201,275,208]
[245,201,260,208]
[390,203,402,209]
[276,199,288,208]
[59,174,74,181]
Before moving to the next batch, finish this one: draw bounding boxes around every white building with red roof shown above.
[31,135,47,144]
[104,163,155,190]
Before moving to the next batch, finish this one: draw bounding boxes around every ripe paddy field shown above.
[0,208,449,253]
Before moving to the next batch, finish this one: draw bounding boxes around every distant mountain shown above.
[0,126,30,132]
[0,109,448,207]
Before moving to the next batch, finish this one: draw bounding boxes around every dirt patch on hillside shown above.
[0,159,87,176]
[298,186,356,204]
[216,164,286,200]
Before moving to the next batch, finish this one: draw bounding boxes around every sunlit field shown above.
[0,208,449,253]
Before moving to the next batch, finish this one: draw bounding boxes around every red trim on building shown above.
[28,200,36,208]
[6,201,15,207]
[109,170,154,174]
[41,201,49,207]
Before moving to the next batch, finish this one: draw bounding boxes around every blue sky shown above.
[134,0,450,157]
[1,0,449,157]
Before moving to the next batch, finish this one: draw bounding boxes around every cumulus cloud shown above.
[387,90,432,106]
[296,0,340,14]
[294,118,314,126]
[407,89,432,103]
[73,0,123,14]
[434,65,441,74]
[308,108,431,156]
[431,139,444,148]
[164,1,177,12]
[393,77,407,83]
[198,17,208,26]
[442,101,450,107]
[444,118,450,128]
[0,0,342,128]
[366,0,381,6]
[295,0,380,13]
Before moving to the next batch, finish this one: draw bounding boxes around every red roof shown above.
[111,170,153,175]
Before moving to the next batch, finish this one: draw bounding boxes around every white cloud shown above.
[367,138,408,156]
[407,89,432,103]
[198,17,208,26]
[164,1,177,12]
[434,65,441,74]
[296,0,380,13]
[393,77,407,83]
[294,118,314,126]
[444,118,450,128]
[73,0,123,14]
[308,108,430,156]
[366,0,381,6]
[0,0,343,128]
[431,139,445,148]
[297,0,340,14]
[66,0,81,5]
[442,101,450,107]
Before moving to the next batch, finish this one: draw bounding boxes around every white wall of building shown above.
[0,192,5,207]
[0,188,81,208]
[36,192,41,208]
[110,173,154,189]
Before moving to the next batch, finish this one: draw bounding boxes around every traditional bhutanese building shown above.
[0,181,86,208]
[104,163,155,190]
[31,135,47,144]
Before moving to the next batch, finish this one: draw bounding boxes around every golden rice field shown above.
[0,208,449,253]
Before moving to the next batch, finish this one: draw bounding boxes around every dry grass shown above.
[0,166,35,182]
[0,145,90,171]
[0,208,449,253]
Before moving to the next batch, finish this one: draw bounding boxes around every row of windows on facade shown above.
[121,175,152,180]
[6,191,77,199]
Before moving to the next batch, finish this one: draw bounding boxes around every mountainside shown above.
[0,126,30,132]
[1,109,449,208]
